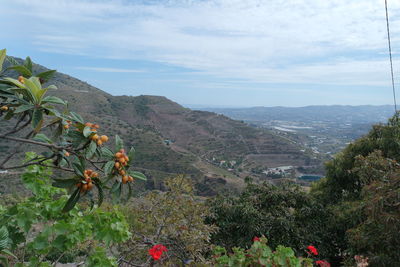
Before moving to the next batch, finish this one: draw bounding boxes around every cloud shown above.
[75,66,144,73]
[1,0,400,87]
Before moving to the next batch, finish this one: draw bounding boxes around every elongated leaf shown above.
[69,111,83,123]
[126,182,133,201]
[42,96,66,105]
[0,226,8,250]
[24,56,33,72]
[7,65,32,77]
[128,146,135,162]
[72,160,84,177]
[86,141,97,159]
[115,135,123,151]
[36,69,56,82]
[83,126,92,137]
[128,170,147,181]
[104,160,115,176]
[95,182,104,207]
[62,188,80,212]
[53,178,78,189]
[100,147,114,160]
[111,181,122,202]
[13,104,33,113]
[33,133,52,143]
[1,249,16,258]
[32,108,43,129]
[0,49,6,72]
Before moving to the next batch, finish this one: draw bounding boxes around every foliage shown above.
[310,113,400,265]
[0,154,131,266]
[0,48,146,211]
[212,236,315,267]
[118,175,217,265]
[346,151,400,266]
[207,181,331,257]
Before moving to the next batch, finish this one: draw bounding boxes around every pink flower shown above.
[307,245,318,256]
[148,244,168,261]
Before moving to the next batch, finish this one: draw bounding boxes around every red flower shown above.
[316,260,330,267]
[148,244,168,261]
[253,236,260,242]
[307,245,318,256]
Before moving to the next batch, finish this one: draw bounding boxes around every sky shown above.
[1,0,400,107]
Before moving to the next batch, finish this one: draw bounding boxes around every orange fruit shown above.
[100,135,108,142]
[119,149,125,153]
[63,124,70,129]
[124,155,129,162]
[91,134,99,141]
[64,152,70,157]
[119,170,126,176]
[114,162,120,169]
[81,183,88,192]
[91,172,98,178]
[128,176,134,182]
[93,124,100,129]
[119,157,126,164]
[0,106,8,111]
[87,181,93,190]
[97,140,103,146]
[85,122,92,127]
[122,175,129,184]
[115,152,123,158]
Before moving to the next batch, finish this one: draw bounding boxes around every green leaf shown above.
[0,49,6,73]
[101,147,114,160]
[62,188,80,212]
[69,111,84,123]
[128,146,135,162]
[13,104,33,113]
[53,178,78,189]
[42,96,66,105]
[0,249,16,258]
[72,160,84,177]
[83,126,92,137]
[104,161,115,176]
[7,65,32,77]
[86,141,97,159]
[95,182,104,207]
[0,226,9,250]
[128,171,147,181]
[36,69,56,82]
[32,108,43,130]
[33,133,52,143]
[115,135,123,151]
[24,56,33,72]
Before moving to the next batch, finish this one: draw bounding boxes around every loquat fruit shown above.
[100,135,108,142]
[0,106,8,111]
[97,140,103,146]
[122,175,129,184]
[18,76,24,83]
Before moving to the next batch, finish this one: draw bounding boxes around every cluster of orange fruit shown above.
[76,169,98,192]
[114,149,134,184]
[85,122,109,146]
[0,105,8,111]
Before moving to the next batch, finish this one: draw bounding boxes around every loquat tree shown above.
[0,48,146,212]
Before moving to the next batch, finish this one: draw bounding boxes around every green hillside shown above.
[0,57,320,196]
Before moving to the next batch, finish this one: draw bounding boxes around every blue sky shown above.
[1,0,400,107]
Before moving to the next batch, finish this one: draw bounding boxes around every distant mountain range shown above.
[0,57,319,196]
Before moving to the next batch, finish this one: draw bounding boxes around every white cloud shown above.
[75,66,144,73]
[1,0,400,87]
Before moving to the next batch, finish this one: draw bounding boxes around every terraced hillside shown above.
[0,57,319,196]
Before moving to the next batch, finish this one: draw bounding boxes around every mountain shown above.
[0,58,319,195]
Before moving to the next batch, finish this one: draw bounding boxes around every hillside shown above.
[0,58,319,195]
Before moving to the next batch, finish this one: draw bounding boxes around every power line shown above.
[384,0,397,112]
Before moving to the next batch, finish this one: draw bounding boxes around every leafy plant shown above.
[0,48,146,211]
